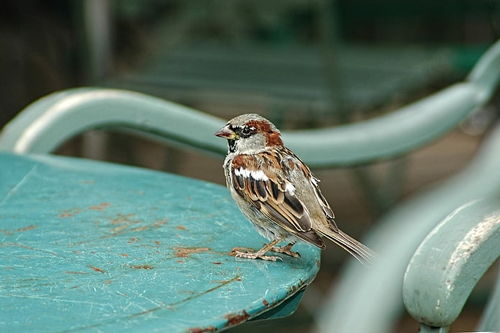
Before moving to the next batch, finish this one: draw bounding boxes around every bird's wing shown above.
[282,148,339,232]
[230,152,324,247]
[308,175,339,232]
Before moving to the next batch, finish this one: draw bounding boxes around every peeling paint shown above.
[88,266,106,273]
[65,271,89,275]
[448,213,500,267]
[0,225,37,235]
[130,265,154,270]
[224,310,249,327]
[445,212,500,293]
[110,213,139,225]
[174,247,211,258]
[88,202,111,210]
[105,216,168,237]
[58,208,82,218]
[287,280,305,295]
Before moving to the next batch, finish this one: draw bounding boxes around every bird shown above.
[215,114,374,263]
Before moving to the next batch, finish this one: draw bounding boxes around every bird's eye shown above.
[240,126,254,137]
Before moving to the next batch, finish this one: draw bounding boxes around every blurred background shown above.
[1,0,499,332]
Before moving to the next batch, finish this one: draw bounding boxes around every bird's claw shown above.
[270,245,301,258]
[230,248,282,262]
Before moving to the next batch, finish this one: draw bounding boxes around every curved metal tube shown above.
[317,124,500,333]
[403,198,500,328]
[1,40,499,167]
[0,89,227,157]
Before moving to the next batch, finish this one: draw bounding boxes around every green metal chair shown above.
[0,39,499,332]
[404,196,500,333]
[318,39,500,333]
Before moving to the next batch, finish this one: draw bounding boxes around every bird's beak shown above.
[215,125,237,139]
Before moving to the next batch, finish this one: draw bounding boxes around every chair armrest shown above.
[1,40,499,167]
[0,88,227,156]
[317,123,500,333]
[403,198,500,329]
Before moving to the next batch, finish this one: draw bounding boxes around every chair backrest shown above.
[1,41,499,168]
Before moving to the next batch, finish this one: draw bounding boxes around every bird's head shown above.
[215,114,283,154]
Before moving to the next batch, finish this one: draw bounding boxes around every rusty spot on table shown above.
[130,265,154,270]
[174,247,211,258]
[65,271,89,275]
[128,237,139,243]
[152,218,168,228]
[288,280,305,295]
[18,225,37,232]
[212,262,222,265]
[89,266,106,273]
[59,208,82,218]
[104,216,167,237]
[111,213,139,225]
[132,226,149,232]
[176,225,187,230]
[224,310,250,326]
[188,326,216,333]
[88,202,111,210]
[111,225,129,234]
[262,299,269,306]
[154,241,161,245]
[120,253,129,257]
[0,225,37,235]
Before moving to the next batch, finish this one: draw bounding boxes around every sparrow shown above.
[215,114,374,263]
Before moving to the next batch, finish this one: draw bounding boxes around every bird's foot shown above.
[270,243,300,258]
[230,247,282,262]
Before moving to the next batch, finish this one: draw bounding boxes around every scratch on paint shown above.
[58,275,242,332]
[0,225,37,235]
[174,247,211,258]
[0,166,37,207]
[0,242,58,256]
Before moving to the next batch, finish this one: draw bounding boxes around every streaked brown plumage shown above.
[215,114,374,263]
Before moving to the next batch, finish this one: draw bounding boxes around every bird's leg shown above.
[231,238,283,261]
[271,242,300,258]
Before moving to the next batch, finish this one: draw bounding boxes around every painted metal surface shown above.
[1,41,499,166]
[0,153,320,332]
[403,198,500,328]
[317,123,500,333]
[0,39,497,333]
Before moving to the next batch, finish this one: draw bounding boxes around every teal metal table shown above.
[0,153,319,332]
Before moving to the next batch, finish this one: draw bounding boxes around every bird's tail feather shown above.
[320,228,375,264]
